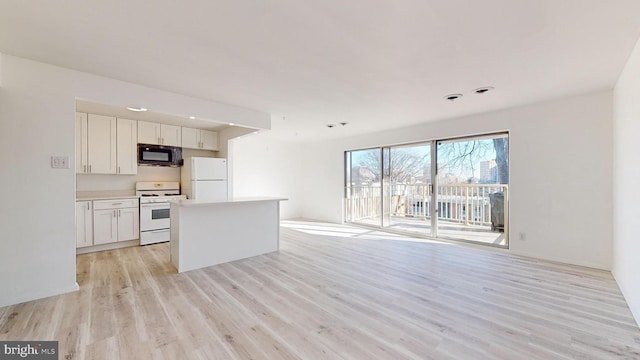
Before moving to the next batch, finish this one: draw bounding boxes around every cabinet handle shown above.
[112,202,123,205]
[117,166,121,174]
[89,165,92,173]
[113,210,117,218]
[83,165,86,173]
[87,202,90,211]
[118,210,121,217]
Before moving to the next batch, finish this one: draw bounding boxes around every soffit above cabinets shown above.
[75,100,230,132]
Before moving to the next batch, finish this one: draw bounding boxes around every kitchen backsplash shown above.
[76,166,180,192]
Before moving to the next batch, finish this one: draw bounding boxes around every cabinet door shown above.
[87,114,117,174]
[75,201,93,248]
[200,130,218,151]
[93,209,118,245]
[138,121,161,145]
[117,207,140,241]
[75,113,88,173]
[181,127,201,149]
[116,118,138,175]
[161,124,182,147]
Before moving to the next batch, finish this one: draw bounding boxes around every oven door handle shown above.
[140,203,170,208]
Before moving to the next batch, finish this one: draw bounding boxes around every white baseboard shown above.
[76,239,139,254]
[0,282,79,308]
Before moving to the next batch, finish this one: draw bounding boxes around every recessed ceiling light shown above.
[339,122,348,126]
[189,116,196,119]
[327,124,336,128]
[473,86,494,94]
[229,123,235,126]
[444,94,463,101]
[126,106,147,112]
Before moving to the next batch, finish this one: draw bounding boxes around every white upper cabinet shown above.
[161,124,182,147]
[76,112,137,175]
[76,112,88,173]
[116,118,138,175]
[137,121,161,145]
[138,121,181,146]
[200,129,218,151]
[86,114,117,174]
[181,127,200,149]
[181,127,218,151]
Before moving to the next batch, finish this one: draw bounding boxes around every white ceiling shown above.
[2,1,640,142]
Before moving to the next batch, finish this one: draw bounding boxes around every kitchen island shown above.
[169,197,286,273]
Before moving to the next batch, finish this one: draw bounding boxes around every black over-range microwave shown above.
[138,144,183,167]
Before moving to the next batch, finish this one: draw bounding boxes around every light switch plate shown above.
[51,156,70,169]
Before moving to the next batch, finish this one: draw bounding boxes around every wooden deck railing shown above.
[345,183,508,228]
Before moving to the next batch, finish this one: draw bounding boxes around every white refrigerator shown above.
[181,157,228,201]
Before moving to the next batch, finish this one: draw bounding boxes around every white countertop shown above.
[76,191,138,201]
[171,197,287,207]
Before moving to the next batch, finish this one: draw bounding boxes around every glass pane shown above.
[143,150,170,162]
[436,135,508,246]
[151,208,170,220]
[386,143,433,236]
[345,148,381,227]
[382,148,391,227]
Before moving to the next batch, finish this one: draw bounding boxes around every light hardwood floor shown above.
[1,219,639,359]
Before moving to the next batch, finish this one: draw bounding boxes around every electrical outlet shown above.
[51,156,70,169]
[518,232,527,241]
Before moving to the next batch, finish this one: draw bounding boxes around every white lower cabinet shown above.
[76,201,93,248]
[93,209,118,245]
[78,198,140,248]
[117,207,140,241]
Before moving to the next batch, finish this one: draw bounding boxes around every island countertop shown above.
[171,197,287,207]
[169,197,285,273]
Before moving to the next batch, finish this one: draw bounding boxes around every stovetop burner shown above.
[135,181,185,203]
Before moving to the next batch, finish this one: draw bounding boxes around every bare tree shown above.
[493,138,508,184]
[352,137,508,186]
[359,148,429,183]
[438,138,508,184]
[438,140,491,182]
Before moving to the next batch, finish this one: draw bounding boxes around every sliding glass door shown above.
[385,143,434,237]
[345,148,382,227]
[436,134,508,245]
[344,132,509,247]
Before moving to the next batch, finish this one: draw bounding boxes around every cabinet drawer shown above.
[93,198,139,210]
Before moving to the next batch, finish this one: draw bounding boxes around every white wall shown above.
[0,54,269,307]
[302,91,614,270]
[230,132,303,219]
[613,36,640,324]
[76,167,180,192]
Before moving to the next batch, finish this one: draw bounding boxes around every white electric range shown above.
[136,182,186,245]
